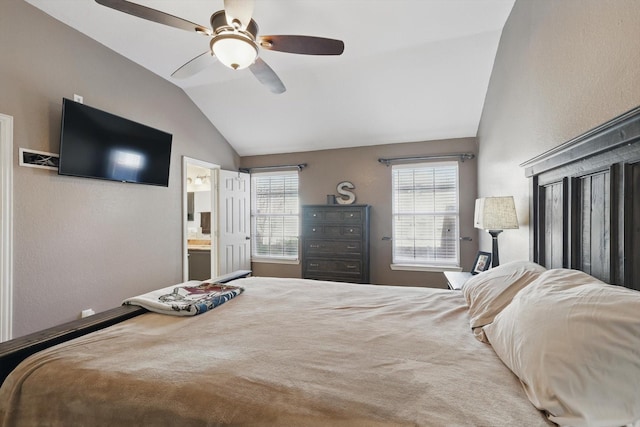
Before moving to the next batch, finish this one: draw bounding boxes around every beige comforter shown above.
[0,277,550,426]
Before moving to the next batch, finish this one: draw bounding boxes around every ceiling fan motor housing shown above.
[210,10,258,39]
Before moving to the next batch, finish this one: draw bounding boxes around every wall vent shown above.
[19,148,59,171]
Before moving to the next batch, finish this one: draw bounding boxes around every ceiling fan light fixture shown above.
[211,34,258,70]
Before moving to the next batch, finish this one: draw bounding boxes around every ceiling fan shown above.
[94,0,345,94]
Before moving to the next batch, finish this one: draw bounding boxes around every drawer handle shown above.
[346,245,357,249]
[349,228,354,233]
[310,244,321,248]
[312,228,317,232]
[349,213,354,217]
[346,265,358,269]
[312,213,317,217]
[310,263,319,267]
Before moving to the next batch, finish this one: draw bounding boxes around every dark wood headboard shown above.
[521,106,640,290]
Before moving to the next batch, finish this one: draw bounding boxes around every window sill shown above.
[252,257,300,265]
[390,264,462,273]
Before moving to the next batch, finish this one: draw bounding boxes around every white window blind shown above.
[392,162,460,267]
[251,171,299,260]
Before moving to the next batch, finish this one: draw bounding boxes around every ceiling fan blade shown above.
[95,0,212,35]
[223,0,255,30]
[249,58,286,94]
[258,35,344,55]
[171,51,216,79]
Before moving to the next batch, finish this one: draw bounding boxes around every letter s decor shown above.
[336,181,356,205]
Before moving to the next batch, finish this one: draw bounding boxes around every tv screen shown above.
[58,98,172,187]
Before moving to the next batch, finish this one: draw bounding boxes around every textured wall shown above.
[1,0,238,337]
[477,0,640,262]
[241,138,479,288]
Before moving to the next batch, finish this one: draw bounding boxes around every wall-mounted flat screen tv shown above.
[58,98,172,187]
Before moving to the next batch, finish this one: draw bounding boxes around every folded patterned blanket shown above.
[123,280,244,316]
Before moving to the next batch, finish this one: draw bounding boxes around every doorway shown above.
[183,157,219,282]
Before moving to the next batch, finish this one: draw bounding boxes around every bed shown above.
[1,106,640,426]
[1,275,556,426]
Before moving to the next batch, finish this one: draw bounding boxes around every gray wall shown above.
[477,0,640,261]
[241,138,479,288]
[2,0,239,337]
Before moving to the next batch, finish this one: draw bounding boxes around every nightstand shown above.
[444,271,472,290]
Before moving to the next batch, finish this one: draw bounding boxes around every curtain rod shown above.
[377,153,475,166]
[239,163,307,173]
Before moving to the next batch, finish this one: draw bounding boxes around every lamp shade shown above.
[474,196,519,230]
[211,34,258,70]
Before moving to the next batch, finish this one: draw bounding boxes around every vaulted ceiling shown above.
[25,0,515,156]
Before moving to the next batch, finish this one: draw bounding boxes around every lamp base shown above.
[488,230,503,268]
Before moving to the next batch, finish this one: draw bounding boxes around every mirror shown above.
[187,192,194,221]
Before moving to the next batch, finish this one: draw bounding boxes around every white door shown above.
[218,170,250,274]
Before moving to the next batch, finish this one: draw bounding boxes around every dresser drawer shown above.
[304,259,362,276]
[303,208,363,223]
[305,240,361,256]
[303,224,362,238]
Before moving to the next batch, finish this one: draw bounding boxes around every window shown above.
[251,170,299,261]
[392,162,460,269]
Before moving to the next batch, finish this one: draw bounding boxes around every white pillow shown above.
[462,260,546,342]
[484,269,640,427]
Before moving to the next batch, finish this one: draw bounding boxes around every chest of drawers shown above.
[301,204,371,283]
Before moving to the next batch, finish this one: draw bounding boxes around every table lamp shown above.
[474,196,519,267]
